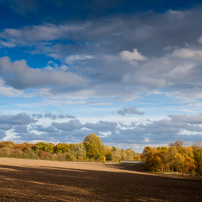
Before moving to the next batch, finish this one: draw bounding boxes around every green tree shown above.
[83,134,105,160]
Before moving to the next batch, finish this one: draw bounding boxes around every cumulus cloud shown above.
[166,64,193,79]
[14,125,28,133]
[117,107,144,116]
[168,113,202,125]
[0,123,13,130]
[0,113,36,134]
[0,112,201,151]
[0,56,87,89]
[58,115,76,119]
[0,79,23,97]
[31,125,58,133]
[172,48,202,60]
[85,121,117,131]
[0,113,36,125]
[122,73,167,89]
[52,120,82,131]
[120,48,147,64]
[1,7,202,103]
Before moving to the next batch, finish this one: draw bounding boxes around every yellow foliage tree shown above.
[174,153,184,172]
[186,146,194,158]
[83,134,105,160]
[184,156,195,173]
[134,155,140,161]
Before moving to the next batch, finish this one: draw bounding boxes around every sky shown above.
[0,0,202,152]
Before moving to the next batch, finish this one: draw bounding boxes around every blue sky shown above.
[1,0,202,152]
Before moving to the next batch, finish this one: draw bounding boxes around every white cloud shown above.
[85,121,117,132]
[0,56,87,89]
[172,48,202,60]
[0,111,201,152]
[0,79,23,97]
[52,119,82,131]
[65,54,93,64]
[168,113,202,124]
[166,64,193,79]
[144,137,150,142]
[0,40,16,48]
[122,73,166,89]
[0,23,89,43]
[45,61,68,72]
[1,9,202,104]
[120,48,147,64]
[0,113,36,126]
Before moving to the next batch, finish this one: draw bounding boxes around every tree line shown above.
[0,134,140,162]
[0,134,201,176]
[142,140,202,176]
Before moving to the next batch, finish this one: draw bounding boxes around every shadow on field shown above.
[103,162,146,172]
[0,164,201,202]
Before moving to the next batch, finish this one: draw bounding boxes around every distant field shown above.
[0,158,201,202]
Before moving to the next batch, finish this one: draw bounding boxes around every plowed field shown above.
[0,158,201,202]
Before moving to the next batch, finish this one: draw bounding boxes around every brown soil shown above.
[0,158,201,202]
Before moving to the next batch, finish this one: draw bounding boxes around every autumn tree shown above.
[169,140,186,147]
[134,155,140,161]
[142,146,152,161]
[105,146,113,161]
[54,143,70,153]
[83,134,105,160]
[168,146,177,172]
[186,146,194,159]
[34,142,55,154]
[104,146,123,162]
[0,141,15,149]
[126,148,136,160]
[174,153,184,172]
[192,142,202,175]
[184,157,195,173]
[145,148,163,172]
[112,147,123,162]
[157,146,169,171]
[68,143,86,160]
